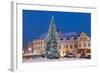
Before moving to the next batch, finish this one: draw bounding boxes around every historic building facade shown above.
[24,32,91,58]
[23,17,91,59]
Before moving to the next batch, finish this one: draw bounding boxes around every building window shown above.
[66,45,68,48]
[73,37,77,40]
[88,43,90,47]
[79,44,81,47]
[66,37,70,40]
[60,38,63,40]
[70,45,72,48]
[64,45,66,48]
[84,42,86,47]
[74,45,77,48]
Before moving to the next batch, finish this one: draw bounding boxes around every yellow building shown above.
[32,39,45,55]
[28,31,91,58]
[77,32,91,58]
[59,36,78,57]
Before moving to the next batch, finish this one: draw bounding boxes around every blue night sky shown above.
[23,10,91,48]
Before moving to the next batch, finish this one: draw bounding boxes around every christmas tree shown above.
[44,16,60,59]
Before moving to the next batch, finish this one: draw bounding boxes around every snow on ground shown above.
[23,57,89,63]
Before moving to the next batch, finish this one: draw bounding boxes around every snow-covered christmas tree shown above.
[44,16,60,59]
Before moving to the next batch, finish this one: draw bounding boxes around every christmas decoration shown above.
[44,16,60,59]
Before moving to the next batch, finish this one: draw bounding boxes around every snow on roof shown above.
[35,32,79,40]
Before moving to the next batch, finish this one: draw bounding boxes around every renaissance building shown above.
[23,16,91,59]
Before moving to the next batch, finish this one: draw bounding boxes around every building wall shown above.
[77,32,91,57]
[59,39,78,57]
[24,32,91,58]
[32,39,45,55]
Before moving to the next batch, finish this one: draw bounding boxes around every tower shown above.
[45,16,60,59]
